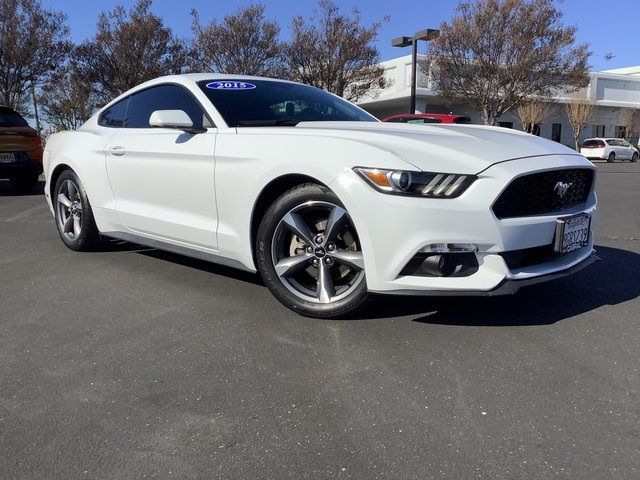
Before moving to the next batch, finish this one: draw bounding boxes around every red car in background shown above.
[382,113,473,125]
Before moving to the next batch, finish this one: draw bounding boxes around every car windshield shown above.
[582,140,604,147]
[197,79,377,127]
[0,107,29,127]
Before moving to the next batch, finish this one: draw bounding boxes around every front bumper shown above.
[330,155,597,295]
[373,250,599,296]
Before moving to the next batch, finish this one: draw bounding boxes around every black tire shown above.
[9,172,39,192]
[256,183,370,318]
[53,169,101,251]
[607,152,615,163]
[632,152,638,163]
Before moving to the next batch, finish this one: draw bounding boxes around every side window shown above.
[98,98,129,128]
[124,84,210,129]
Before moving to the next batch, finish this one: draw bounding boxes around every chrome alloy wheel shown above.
[56,179,83,241]
[271,201,365,304]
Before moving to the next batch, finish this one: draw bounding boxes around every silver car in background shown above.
[580,138,639,162]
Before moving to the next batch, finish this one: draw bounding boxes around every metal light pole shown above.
[392,28,440,114]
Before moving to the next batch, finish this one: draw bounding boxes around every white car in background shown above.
[43,75,598,318]
[580,138,639,162]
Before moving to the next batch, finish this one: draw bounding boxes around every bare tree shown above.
[73,0,186,104]
[565,90,596,150]
[0,0,70,113]
[189,4,284,77]
[425,0,591,125]
[38,66,96,131]
[619,108,640,143]
[285,0,388,102]
[516,99,554,134]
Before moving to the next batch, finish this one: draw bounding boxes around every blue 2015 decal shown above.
[206,81,256,90]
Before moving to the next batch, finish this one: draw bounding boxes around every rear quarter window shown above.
[99,98,129,128]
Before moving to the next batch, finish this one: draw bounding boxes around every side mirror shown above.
[149,110,205,134]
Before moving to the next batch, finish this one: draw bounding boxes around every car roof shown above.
[100,73,310,112]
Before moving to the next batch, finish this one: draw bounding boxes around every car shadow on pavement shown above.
[100,238,639,324]
[137,248,264,286]
[0,179,45,196]
[358,245,640,325]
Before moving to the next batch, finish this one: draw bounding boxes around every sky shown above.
[41,0,637,72]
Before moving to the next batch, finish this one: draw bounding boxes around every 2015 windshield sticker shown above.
[206,81,256,90]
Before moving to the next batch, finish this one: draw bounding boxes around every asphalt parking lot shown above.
[1,162,639,479]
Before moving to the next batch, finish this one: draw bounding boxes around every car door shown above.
[610,139,628,159]
[104,84,219,249]
[620,140,634,159]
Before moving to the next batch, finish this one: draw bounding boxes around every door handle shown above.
[109,146,126,156]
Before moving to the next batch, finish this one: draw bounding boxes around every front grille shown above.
[493,168,594,219]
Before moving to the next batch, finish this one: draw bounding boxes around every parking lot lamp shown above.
[392,28,440,114]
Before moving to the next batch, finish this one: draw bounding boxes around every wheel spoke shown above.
[330,250,364,271]
[323,206,347,241]
[73,216,81,237]
[281,212,315,245]
[63,215,73,233]
[67,181,77,200]
[275,254,312,278]
[57,193,72,208]
[317,262,335,303]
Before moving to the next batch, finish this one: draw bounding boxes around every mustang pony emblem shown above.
[554,181,573,198]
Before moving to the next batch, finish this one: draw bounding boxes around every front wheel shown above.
[53,169,101,251]
[256,183,369,318]
[632,152,638,163]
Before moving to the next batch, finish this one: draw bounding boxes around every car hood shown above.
[295,122,583,174]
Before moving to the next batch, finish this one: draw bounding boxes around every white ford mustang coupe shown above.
[43,74,597,318]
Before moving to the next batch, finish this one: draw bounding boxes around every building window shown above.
[552,123,562,142]
[592,125,605,137]
[615,126,627,138]
[498,121,513,129]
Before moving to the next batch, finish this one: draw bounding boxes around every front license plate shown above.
[0,152,16,163]
[554,214,591,254]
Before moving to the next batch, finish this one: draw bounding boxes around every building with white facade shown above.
[357,54,640,147]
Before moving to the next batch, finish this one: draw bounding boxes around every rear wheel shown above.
[632,152,638,163]
[607,152,615,163]
[256,183,369,318]
[54,170,101,251]
[9,172,39,192]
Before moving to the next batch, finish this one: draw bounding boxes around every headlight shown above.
[354,167,476,198]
